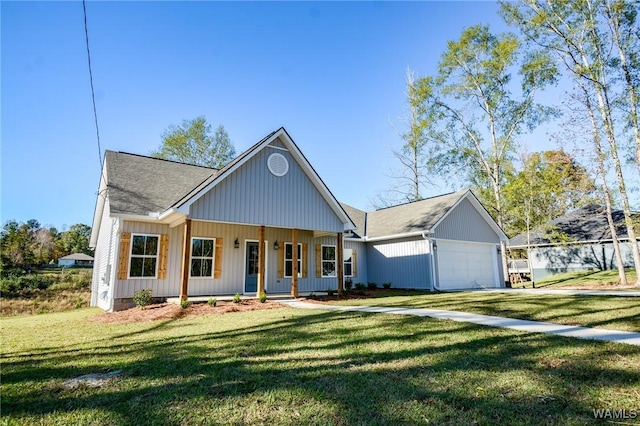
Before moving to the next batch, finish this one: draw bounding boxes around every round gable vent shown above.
[267,153,289,177]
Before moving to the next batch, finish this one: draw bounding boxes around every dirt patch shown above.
[89,300,285,324]
[62,370,122,389]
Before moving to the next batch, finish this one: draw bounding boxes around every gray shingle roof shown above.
[106,151,216,215]
[103,147,472,240]
[340,203,367,238]
[59,253,94,261]
[508,204,634,247]
[365,190,467,239]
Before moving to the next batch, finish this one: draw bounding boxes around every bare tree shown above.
[375,69,438,208]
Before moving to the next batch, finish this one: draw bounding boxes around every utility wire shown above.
[82,0,103,173]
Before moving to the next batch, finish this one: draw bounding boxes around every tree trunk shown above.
[589,57,640,285]
[582,84,628,285]
[604,0,640,175]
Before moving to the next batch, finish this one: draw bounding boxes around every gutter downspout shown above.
[421,231,439,291]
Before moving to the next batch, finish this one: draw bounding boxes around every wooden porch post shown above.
[179,219,192,301]
[257,225,265,295]
[337,232,343,295]
[291,228,298,297]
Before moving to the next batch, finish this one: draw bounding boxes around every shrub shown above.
[233,293,241,303]
[0,278,20,295]
[383,282,392,289]
[180,299,191,309]
[355,282,366,290]
[0,274,57,296]
[344,278,353,291]
[327,289,335,296]
[258,291,267,303]
[367,282,377,290]
[21,274,54,291]
[132,289,153,308]
[0,268,24,279]
[208,297,217,307]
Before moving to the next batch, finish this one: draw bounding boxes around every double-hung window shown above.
[284,243,302,278]
[343,249,353,277]
[129,234,159,278]
[191,237,215,277]
[321,245,336,277]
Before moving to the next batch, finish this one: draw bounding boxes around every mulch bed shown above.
[89,300,285,324]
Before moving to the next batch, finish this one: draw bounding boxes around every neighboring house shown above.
[58,253,94,267]
[508,204,638,281]
[90,128,507,311]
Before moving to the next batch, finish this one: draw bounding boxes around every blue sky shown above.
[3,1,551,230]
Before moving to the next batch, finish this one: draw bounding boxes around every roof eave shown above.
[89,161,109,248]
[364,230,432,242]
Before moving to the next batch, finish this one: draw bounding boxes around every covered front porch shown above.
[175,219,347,301]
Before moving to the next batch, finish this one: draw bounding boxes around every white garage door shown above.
[437,240,498,289]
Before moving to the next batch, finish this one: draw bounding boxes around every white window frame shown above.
[284,242,302,278]
[129,233,160,279]
[322,245,336,277]
[190,237,216,279]
[343,248,353,277]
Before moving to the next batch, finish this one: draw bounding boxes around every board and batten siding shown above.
[189,221,287,295]
[112,221,349,299]
[189,139,345,233]
[366,237,432,289]
[114,221,183,299]
[345,240,367,285]
[529,242,636,281]
[91,198,119,311]
[433,198,500,243]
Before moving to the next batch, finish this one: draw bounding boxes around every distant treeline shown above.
[1,219,93,270]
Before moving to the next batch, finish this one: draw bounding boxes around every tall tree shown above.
[501,0,640,284]
[376,69,439,207]
[412,25,557,284]
[150,116,236,169]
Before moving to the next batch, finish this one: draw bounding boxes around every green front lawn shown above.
[533,269,638,288]
[2,307,639,425]
[326,291,640,332]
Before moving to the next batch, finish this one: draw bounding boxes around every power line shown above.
[82,0,103,172]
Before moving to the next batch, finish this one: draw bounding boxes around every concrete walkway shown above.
[472,288,640,297]
[280,300,640,346]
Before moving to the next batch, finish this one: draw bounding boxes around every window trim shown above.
[321,244,337,278]
[129,233,160,279]
[284,242,302,278]
[190,237,216,279]
[343,248,353,278]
